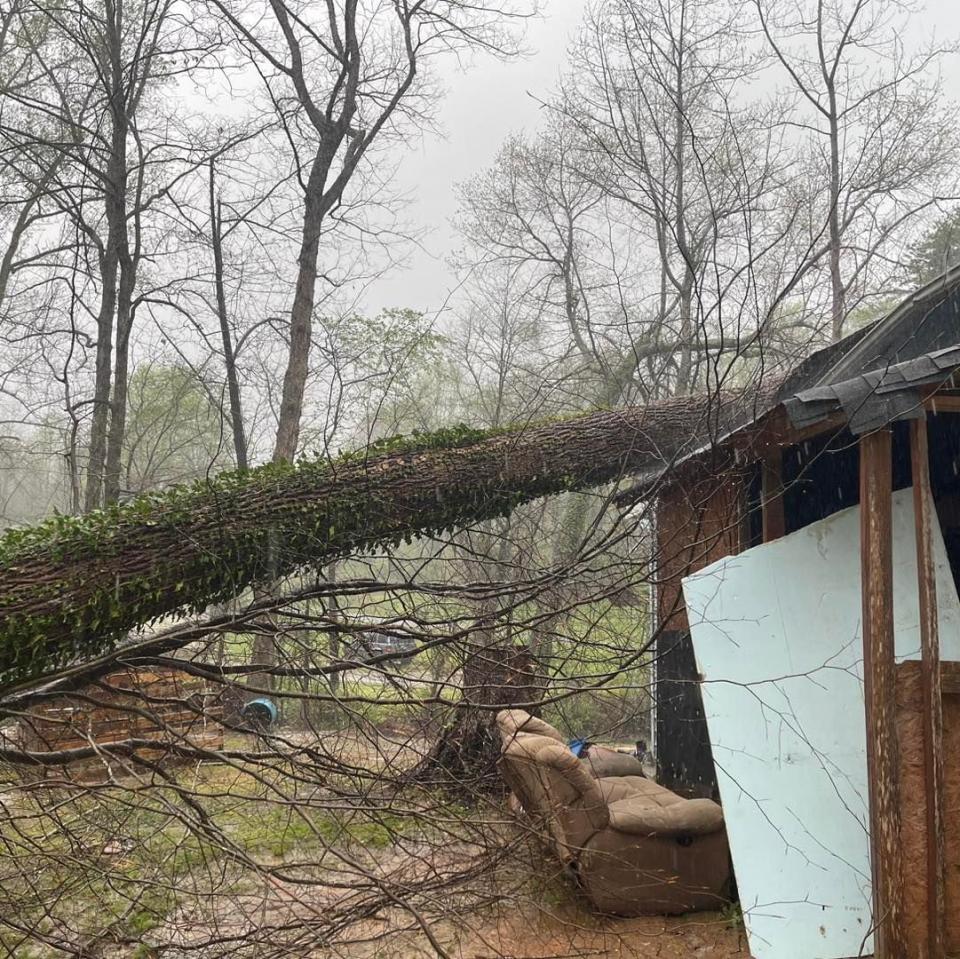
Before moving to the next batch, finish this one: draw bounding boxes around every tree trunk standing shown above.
[254,155,342,692]
[103,0,151,507]
[205,0,429,690]
[672,17,695,394]
[84,0,131,511]
[677,277,695,392]
[84,237,119,512]
[411,644,541,791]
[209,160,247,471]
[825,81,845,341]
[248,537,280,694]
[248,176,325,693]
[66,413,82,516]
[416,513,547,787]
[104,253,135,504]
[272,161,329,465]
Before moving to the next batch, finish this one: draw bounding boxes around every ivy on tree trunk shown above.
[0,396,725,689]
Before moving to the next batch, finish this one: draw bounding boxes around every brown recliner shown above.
[496,730,611,864]
[495,708,647,779]
[497,726,730,916]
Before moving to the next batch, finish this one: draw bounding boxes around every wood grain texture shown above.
[910,417,946,959]
[0,395,733,690]
[860,429,906,959]
[655,472,744,633]
[896,661,960,959]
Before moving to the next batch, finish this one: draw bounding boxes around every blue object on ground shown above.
[242,697,279,727]
[568,738,589,757]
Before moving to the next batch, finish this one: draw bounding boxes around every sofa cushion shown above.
[605,795,724,838]
[582,747,646,779]
[596,775,660,804]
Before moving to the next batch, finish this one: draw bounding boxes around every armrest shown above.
[605,796,724,838]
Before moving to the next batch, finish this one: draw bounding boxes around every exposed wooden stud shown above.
[860,428,906,959]
[761,450,786,542]
[911,415,946,959]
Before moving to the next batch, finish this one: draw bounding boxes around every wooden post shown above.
[761,450,786,542]
[860,428,906,959]
[911,415,946,959]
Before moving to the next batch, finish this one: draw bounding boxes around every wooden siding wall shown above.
[655,471,744,632]
[655,470,744,796]
[897,660,960,959]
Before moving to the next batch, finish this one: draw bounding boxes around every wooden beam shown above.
[910,415,946,959]
[941,665,960,697]
[924,393,960,415]
[747,406,849,457]
[761,451,786,542]
[860,428,906,959]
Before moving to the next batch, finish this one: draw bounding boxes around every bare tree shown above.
[754,0,960,339]
[558,0,813,393]
[0,0,222,508]
[208,0,535,465]
[209,157,249,470]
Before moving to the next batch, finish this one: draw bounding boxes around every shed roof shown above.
[778,265,960,434]
[618,268,960,503]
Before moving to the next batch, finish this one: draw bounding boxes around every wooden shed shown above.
[642,268,960,959]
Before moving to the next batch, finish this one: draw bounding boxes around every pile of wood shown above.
[15,666,225,783]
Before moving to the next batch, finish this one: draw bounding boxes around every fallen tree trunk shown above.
[0,396,726,689]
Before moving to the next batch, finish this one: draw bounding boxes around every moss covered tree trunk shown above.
[0,396,724,688]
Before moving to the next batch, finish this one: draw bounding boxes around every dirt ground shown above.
[141,838,747,959]
[429,905,745,959]
[137,819,747,959]
[316,897,747,959]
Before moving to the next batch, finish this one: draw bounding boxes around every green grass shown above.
[223,800,415,856]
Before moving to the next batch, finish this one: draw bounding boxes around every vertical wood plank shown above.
[911,415,946,959]
[761,450,786,542]
[860,428,906,959]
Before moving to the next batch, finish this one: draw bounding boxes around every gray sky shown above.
[363,0,960,319]
[364,0,589,317]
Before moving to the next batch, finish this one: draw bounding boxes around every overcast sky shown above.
[364,0,589,317]
[363,0,960,319]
